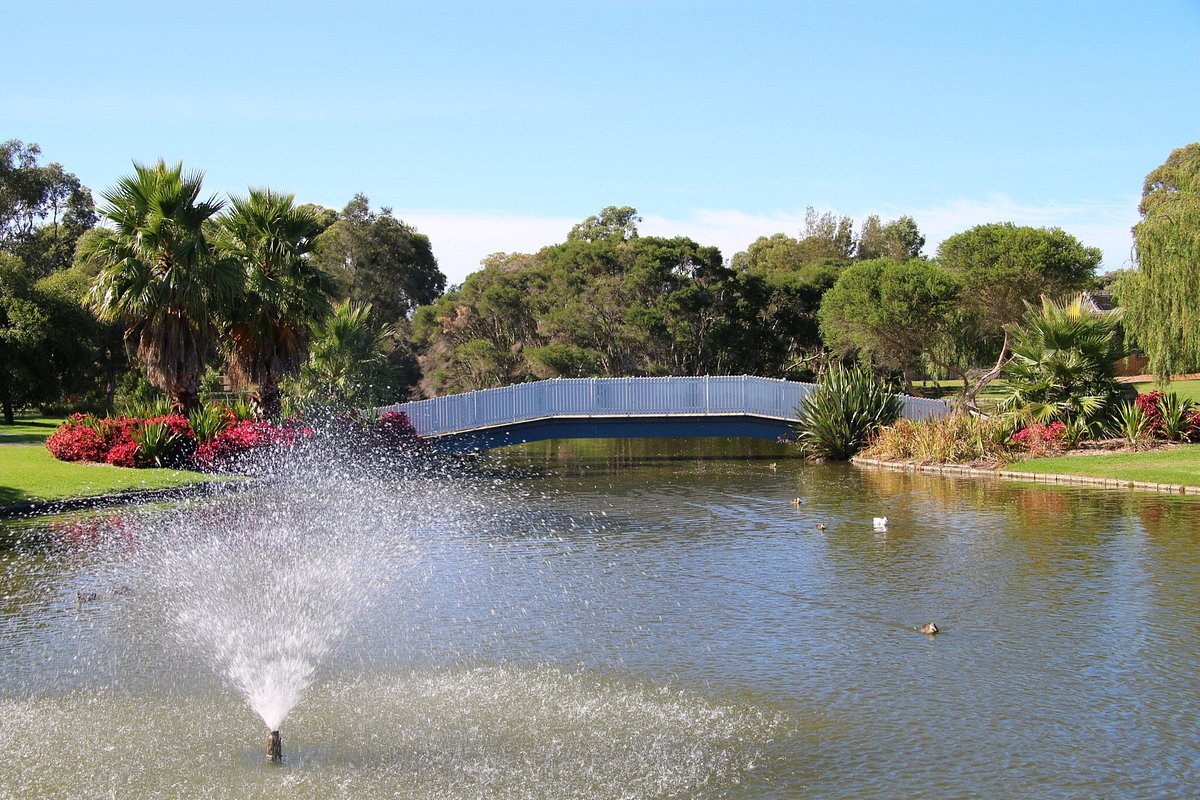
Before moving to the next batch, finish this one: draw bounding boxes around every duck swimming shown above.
[918,623,939,636]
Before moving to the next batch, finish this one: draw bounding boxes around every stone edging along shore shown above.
[851,456,1200,496]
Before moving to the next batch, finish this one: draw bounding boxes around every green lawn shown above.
[0,416,65,444]
[1129,378,1200,403]
[0,445,214,507]
[1006,445,1200,487]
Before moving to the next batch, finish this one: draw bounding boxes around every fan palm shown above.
[87,161,233,413]
[1000,293,1127,425]
[300,300,392,407]
[215,189,337,419]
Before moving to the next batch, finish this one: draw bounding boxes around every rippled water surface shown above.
[3,437,1200,798]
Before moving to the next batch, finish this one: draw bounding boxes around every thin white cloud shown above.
[393,211,576,287]
[398,195,1140,287]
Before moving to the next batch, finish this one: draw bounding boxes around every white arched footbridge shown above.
[381,375,951,453]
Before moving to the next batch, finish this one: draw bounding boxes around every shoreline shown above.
[851,455,1200,496]
[0,480,240,521]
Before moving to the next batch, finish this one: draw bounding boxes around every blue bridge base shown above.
[427,415,797,454]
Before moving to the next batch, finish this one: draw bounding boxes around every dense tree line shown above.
[413,205,1104,403]
[412,206,851,395]
[0,141,443,422]
[5,138,1198,425]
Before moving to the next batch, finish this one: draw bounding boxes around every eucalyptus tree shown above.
[215,189,337,419]
[87,160,234,414]
[1116,142,1200,379]
[0,139,96,276]
[312,194,444,326]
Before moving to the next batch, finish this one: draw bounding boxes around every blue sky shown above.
[5,1,1198,284]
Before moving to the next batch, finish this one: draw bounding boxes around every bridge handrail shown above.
[381,375,952,438]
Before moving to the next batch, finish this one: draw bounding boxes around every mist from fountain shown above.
[0,441,788,797]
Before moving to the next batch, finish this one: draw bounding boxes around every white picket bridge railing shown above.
[381,376,951,439]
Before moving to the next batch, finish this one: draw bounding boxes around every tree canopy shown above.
[0,139,96,276]
[413,208,817,395]
[1116,142,1200,378]
[818,258,961,392]
[312,194,445,326]
[936,222,1101,338]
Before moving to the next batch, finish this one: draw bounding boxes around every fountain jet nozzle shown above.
[266,729,282,763]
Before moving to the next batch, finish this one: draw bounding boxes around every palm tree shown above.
[87,161,234,414]
[299,300,392,407]
[215,189,337,419]
[1000,293,1127,425]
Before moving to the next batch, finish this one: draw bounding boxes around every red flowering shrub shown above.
[47,413,196,468]
[46,414,110,462]
[47,407,426,473]
[191,419,303,470]
[1011,421,1067,456]
[1135,391,1164,435]
[105,440,143,468]
[374,411,422,447]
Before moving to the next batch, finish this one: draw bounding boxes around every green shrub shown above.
[999,293,1126,426]
[119,396,171,419]
[188,402,235,444]
[1110,401,1154,445]
[795,365,901,460]
[131,421,181,467]
[1157,392,1197,441]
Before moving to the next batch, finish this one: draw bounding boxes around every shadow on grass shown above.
[0,434,50,444]
[0,484,27,506]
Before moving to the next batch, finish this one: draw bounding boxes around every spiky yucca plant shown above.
[795,365,901,460]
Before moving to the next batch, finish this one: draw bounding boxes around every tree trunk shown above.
[963,330,1012,414]
[171,387,202,416]
[253,375,283,421]
[0,369,14,425]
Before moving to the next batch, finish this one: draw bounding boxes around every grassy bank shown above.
[1129,378,1200,402]
[0,416,63,444]
[0,445,214,507]
[1006,445,1200,487]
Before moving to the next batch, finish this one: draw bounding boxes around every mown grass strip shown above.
[0,445,213,507]
[0,416,65,444]
[1005,445,1200,487]
[1129,378,1200,403]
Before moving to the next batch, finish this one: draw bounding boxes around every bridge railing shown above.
[382,376,952,438]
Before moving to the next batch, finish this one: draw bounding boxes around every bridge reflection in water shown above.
[381,376,952,453]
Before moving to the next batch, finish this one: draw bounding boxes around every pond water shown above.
[2,437,1199,798]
